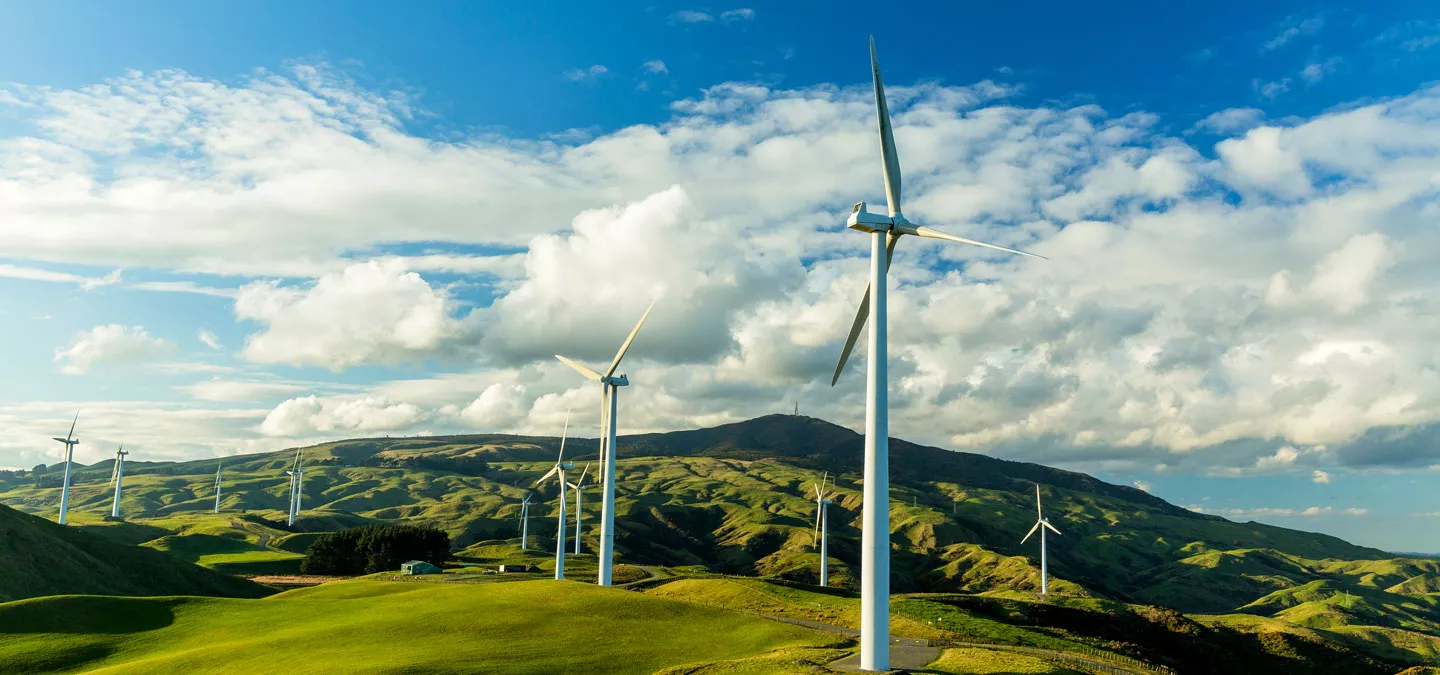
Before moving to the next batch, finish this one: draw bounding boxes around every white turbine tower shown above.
[519,493,533,549]
[213,461,224,514]
[534,411,574,580]
[812,472,833,587]
[569,464,590,555]
[52,412,80,525]
[830,39,1044,671]
[108,445,128,519]
[1021,484,1062,596]
[555,300,655,587]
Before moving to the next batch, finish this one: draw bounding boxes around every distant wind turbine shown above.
[108,445,128,519]
[812,472,833,587]
[555,300,655,587]
[52,412,80,525]
[534,410,575,580]
[286,449,304,527]
[569,464,590,555]
[519,493,533,549]
[1021,484,1062,596]
[828,38,1045,672]
[213,461,224,514]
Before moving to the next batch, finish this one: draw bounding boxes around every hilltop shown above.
[0,505,268,602]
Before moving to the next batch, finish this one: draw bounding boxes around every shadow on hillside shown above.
[0,596,178,634]
[0,642,117,674]
[73,522,171,547]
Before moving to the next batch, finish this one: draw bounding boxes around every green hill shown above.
[0,505,267,602]
[0,580,837,674]
[3,414,1435,670]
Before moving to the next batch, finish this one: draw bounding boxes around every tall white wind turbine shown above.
[108,445,128,519]
[812,472,833,587]
[568,464,590,555]
[52,412,80,525]
[534,411,575,580]
[1021,484,1062,596]
[829,38,1045,671]
[555,300,655,587]
[520,493,533,549]
[213,461,224,514]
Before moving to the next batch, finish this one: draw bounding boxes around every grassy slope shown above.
[0,580,834,675]
[3,415,1432,670]
[0,505,267,603]
[930,648,1082,674]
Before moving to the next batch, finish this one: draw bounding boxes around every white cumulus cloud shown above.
[260,395,428,436]
[54,325,173,374]
[236,259,471,371]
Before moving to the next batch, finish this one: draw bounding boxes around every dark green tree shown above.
[300,524,450,575]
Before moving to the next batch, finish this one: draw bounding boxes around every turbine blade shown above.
[1044,521,1062,536]
[535,466,560,486]
[871,36,902,217]
[580,463,590,485]
[1021,521,1040,544]
[831,234,899,386]
[908,225,1046,259]
[813,507,822,547]
[558,409,571,463]
[556,354,602,381]
[821,471,829,497]
[605,300,656,379]
[813,483,822,501]
[1036,484,1043,520]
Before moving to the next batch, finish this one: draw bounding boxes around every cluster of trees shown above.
[300,524,451,575]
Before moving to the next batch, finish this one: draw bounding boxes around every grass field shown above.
[929,647,1082,674]
[0,580,838,674]
[643,578,1097,653]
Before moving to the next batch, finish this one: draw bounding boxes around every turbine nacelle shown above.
[601,374,629,387]
[846,201,897,233]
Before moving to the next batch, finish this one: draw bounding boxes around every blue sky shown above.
[3,1,1440,551]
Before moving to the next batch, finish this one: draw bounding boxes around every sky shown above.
[2,0,1440,552]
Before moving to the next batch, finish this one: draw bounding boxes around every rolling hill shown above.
[0,580,839,674]
[2,414,1436,671]
[0,504,268,602]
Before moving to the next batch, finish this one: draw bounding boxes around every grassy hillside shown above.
[0,505,268,602]
[3,414,1435,670]
[0,580,835,674]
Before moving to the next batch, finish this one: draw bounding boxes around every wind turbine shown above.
[519,493,533,549]
[286,449,304,527]
[213,461,224,514]
[534,411,574,580]
[1021,484,1062,596]
[812,472,833,587]
[569,464,590,555]
[555,300,655,587]
[108,445,128,519]
[828,39,1045,671]
[52,413,80,525]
